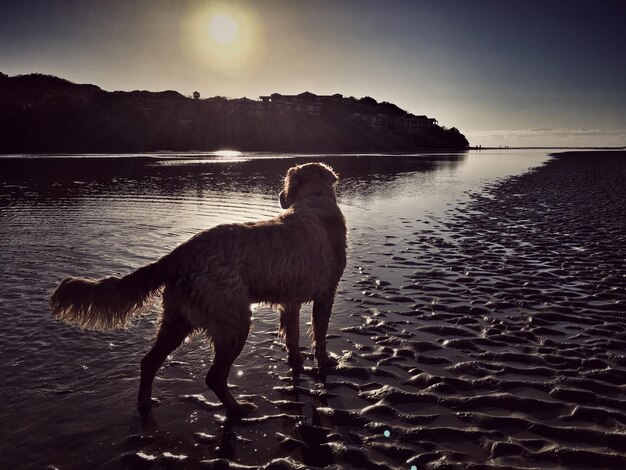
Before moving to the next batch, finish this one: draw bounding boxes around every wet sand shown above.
[1,150,625,469]
[337,151,626,469]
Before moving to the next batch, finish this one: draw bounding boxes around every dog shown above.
[49,162,347,417]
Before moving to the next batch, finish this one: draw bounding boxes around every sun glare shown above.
[213,150,242,157]
[209,14,238,44]
[184,4,263,72]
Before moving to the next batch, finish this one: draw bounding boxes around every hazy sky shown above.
[1,0,625,146]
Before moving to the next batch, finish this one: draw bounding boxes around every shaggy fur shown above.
[50,162,347,417]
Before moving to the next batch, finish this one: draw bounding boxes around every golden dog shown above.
[50,162,347,417]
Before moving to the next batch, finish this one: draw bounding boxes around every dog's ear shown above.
[286,166,300,186]
[280,167,299,209]
[279,190,289,209]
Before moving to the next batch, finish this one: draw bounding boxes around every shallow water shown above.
[4,150,623,469]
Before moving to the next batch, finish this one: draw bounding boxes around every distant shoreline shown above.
[0,72,469,153]
[0,149,470,158]
[2,147,624,159]
[471,146,626,150]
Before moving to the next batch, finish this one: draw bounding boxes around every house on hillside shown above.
[259,92,343,115]
[354,112,438,133]
[352,113,390,131]
[397,115,438,133]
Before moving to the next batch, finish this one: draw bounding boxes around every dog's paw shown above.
[316,353,338,368]
[287,350,306,368]
[227,401,258,417]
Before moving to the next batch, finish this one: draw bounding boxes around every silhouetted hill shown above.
[0,72,468,153]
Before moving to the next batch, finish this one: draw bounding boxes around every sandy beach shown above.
[339,150,626,469]
[1,150,625,469]
[308,150,626,469]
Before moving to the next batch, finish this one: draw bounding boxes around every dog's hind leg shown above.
[311,292,338,368]
[205,319,257,417]
[137,311,192,416]
[278,303,304,367]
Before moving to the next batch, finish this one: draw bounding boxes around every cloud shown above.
[466,128,626,147]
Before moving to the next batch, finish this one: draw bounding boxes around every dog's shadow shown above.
[125,358,345,464]
[127,405,240,461]
[276,363,343,467]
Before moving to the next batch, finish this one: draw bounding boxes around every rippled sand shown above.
[1,151,624,469]
[337,151,626,469]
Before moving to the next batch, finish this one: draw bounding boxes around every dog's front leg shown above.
[279,303,304,367]
[311,293,338,368]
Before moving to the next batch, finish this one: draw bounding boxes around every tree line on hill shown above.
[0,72,468,153]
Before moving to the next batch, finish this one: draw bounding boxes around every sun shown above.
[184,3,264,72]
[209,13,238,44]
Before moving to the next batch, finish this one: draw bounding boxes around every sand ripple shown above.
[313,151,626,468]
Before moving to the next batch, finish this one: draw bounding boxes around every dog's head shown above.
[279,162,338,209]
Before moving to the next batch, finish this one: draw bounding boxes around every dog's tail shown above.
[50,256,173,330]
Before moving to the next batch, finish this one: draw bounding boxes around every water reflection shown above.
[0,152,466,201]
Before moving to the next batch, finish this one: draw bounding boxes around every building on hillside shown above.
[204,96,263,114]
[352,113,390,131]
[259,92,343,115]
[397,115,438,133]
[353,113,438,133]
